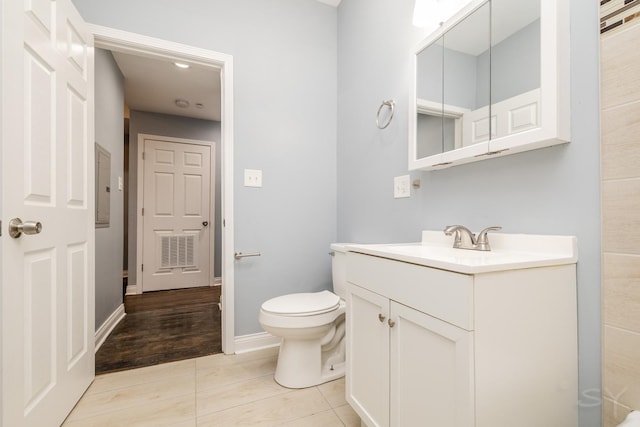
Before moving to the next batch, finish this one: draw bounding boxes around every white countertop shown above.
[345,230,578,274]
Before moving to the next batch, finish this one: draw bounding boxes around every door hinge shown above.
[142,152,145,160]
[141,264,144,272]
[142,208,144,216]
[223,219,225,227]
[0,220,2,237]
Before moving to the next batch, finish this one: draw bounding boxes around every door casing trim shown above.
[91,24,235,354]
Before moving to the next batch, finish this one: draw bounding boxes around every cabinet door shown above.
[346,284,390,427]
[390,302,474,427]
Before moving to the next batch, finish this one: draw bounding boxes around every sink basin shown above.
[345,230,577,274]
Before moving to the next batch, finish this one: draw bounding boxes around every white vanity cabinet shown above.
[345,250,578,427]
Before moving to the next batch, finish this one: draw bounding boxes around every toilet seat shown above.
[261,290,340,317]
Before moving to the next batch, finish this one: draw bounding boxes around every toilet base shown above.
[274,337,345,388]
[259,301,347,389]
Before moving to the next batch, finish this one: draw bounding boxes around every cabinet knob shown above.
[388,319,396,328]
[378,313,386,323]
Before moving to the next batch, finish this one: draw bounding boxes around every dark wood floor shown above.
[95,286,222,375]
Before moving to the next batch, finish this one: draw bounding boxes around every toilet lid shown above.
[261,290,340,316]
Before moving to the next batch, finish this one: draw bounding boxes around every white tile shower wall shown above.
[601,17,640,427]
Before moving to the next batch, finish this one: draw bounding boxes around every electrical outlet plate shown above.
[394,175,410,198]
[244,169,263,187]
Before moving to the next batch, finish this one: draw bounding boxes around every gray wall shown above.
[337,0,600,425]
[481,19,541,106]
[74,2,602,424]
[128,111,222,283]
[71,0,339,336]
[417,42,481,109]
[94,49,125,330]
[418,18,541,110]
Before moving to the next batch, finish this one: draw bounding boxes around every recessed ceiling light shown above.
[174,62,190,69]
[175,99,190,108]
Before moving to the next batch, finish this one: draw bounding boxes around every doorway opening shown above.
[91,24,236,359]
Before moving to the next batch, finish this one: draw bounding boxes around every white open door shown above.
[141,136,212,292]
[1,0,95,426]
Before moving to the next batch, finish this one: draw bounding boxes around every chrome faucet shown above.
[443,225,502,251]
[475,226,502,251]
[443,225,476,250]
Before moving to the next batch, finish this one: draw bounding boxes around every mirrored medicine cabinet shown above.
[409,0,570,171]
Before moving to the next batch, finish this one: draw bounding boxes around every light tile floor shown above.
[63,347,361,427]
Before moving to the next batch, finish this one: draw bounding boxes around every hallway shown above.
[95,286,222,374]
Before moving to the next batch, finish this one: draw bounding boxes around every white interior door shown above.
[1,0,95,426]
[142,137,212,292]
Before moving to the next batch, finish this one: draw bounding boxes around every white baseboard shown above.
[234,332,280,354]
[125,284,138,295]
[212,277,222,286]
[95,304,126,352]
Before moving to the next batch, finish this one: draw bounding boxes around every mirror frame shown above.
[409,0,570,171]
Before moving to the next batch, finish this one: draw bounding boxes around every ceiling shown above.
[111,0,339,122]
[434,0,540,56]
[112,51,222,122]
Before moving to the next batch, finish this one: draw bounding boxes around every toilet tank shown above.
[330,243,349,299]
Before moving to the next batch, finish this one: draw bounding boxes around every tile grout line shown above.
[66,389,199,424]
[198,380,296,420]
[67,362,198,423]
[315,383,348,426]
[194,356,198,425]
[195,352,294,421]
[604,323,640,337]
[88,360,197,396]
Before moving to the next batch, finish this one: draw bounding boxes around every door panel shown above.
[390,302,474,427]
[67,87,88,207]
[24,249,56,409]
[2,0,95,425]
[24,47,55,204]
[142,138,211,291]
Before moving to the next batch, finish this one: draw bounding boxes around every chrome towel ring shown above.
[376,99,395,129]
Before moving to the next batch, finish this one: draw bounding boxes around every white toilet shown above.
[259,243,348,388]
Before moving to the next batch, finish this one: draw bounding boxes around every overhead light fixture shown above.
[174,62,190,69]
[412,0,474,30]
[175,99,190,108]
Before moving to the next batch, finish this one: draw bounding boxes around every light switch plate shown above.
[244,169,263,187]
[394,175,410,198]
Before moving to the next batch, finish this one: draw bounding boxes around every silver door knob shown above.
[9,218,42,238]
